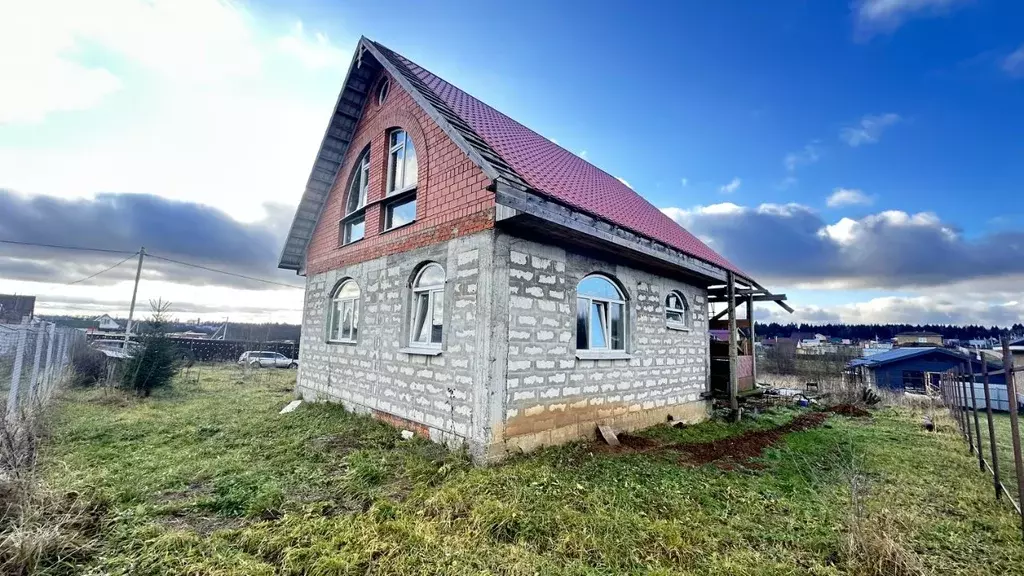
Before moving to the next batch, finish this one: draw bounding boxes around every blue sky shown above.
[1,0,1022,324]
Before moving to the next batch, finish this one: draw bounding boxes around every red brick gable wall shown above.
[304,71,494,276]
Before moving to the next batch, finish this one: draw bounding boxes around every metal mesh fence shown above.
[0,319,84,418]
[937,338,1024,539]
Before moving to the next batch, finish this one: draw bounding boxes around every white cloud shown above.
[616,176,633,189]
[719,177,741,194]
[579,149,588,159]
[826,188,874,208]
[1003,44,1024,78]
[784,142,821,172]
[854,0,970,35]
[681,177,689,187]
[276,20,345,70]
[840,113,901,147]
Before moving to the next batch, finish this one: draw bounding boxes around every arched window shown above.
[383,128,418,231]
[377,77,390,105]
[341,146,371,245]
[410,263,444,347]
[328,279,360,342]
[665,290,689,329]
[576,274,625,350]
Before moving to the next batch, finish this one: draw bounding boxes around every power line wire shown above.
[0,238,303,290]
[65,252,140,286]
[145,254,304,290]
[0,239,137,255]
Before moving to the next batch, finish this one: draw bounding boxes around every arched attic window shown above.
[340,146,371,245]
[665,290,690,329]
[383,128,418,231]
[576,274,625,350]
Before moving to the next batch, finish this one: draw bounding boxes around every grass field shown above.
[33,364,1024,575]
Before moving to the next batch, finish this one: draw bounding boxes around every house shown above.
[93,314,122,331]
[278,37,789,460]
[893,331,942,347]
[848,347,1005,393]
[0,294,35,323]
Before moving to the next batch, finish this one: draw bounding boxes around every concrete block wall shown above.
[297,230,497,453]
[496,236,711,454]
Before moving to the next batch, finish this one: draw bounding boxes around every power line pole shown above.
[123,247,145,351]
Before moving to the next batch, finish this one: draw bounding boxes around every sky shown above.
[0,0,1022,325]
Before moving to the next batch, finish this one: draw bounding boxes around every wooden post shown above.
[727,272,738,419]
[982,357,1001,500]
[965,360,984,470]
[960,365,974,453]
[1001,337,1024,540]
[746,296,756,386]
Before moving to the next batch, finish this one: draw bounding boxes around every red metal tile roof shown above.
[386,49,744,277]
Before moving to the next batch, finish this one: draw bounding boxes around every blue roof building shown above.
[848,347,1005,392]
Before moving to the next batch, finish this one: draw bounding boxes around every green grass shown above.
[36,365,1024,575]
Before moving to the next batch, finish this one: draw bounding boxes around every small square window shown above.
[385,197,416,230]
[343,215,365,244]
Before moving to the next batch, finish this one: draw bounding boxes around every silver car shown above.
[238,351,298,369]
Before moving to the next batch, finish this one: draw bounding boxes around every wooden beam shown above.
[728,271,739,418]
[747,295,757,386]
[709,294,788,303]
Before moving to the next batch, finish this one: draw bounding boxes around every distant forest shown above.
[755,322,1024,342]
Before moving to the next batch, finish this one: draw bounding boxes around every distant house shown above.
[893,331,942,347]
[0,294,35,323]
[848,347,1005,393]
[93,314,122,331]
[277,37,789,460]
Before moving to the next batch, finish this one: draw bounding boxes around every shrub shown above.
[120,299,181,397]
[71,347,106,387]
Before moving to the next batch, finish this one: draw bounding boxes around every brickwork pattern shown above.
[305,70,494,277]
[497,237,710,452]
[297,232,493,448]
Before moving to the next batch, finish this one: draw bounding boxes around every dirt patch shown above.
[674,412,830,465]
[599,407,870,468]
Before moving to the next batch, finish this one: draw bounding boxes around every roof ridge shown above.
[369,41,727,269]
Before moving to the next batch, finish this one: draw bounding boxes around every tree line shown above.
[755,322,1024,342]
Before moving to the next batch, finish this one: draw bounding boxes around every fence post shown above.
[6,318,29,420]
[43,323,55,396]
[28,322,45,405]
[960,365,974,453]
[982,357,1001,500]
[965,361,984,470]
[953,369,966,440]
[1001,337,1024,540]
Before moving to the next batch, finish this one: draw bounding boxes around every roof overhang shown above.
[278,41,381,272]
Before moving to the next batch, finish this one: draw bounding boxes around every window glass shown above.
[576,274,625,351]
[415,264,444,288]
[387,130,417,194]
[345,148,370,215]
[413,292,430,343]
[578,276,622,300]
[385,197,416,230]
[665,290,689,327]
[343,215,365,244]
[410,263,445,347]
[329,280,361,342]
[402,137,418,189]
[377,77,390,105]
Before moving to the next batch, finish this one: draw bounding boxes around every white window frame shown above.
[386,129,417,196]
[328,280,360,343]
[341,146,371,245]
[409,263,444,348]
[665,290,690,331]
[576,274,626,351]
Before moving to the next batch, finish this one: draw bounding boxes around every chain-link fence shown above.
[0,319,83,421]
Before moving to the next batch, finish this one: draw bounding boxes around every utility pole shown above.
[124,247,145,351]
